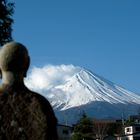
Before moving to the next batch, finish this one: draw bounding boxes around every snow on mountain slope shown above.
[46,69,140,110]
[25,65,140,124]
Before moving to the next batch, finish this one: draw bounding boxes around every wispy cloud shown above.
[25,64,81,93]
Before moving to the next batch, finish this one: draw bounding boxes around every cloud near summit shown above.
[25,64,81,92]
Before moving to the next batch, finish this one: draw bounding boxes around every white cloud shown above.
[25,64,81,93]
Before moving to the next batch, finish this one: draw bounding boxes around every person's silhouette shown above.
[0,42,58,140]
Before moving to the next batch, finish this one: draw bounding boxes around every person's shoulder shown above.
[26,88,52,107]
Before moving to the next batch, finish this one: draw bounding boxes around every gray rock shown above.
[0,42,58,140]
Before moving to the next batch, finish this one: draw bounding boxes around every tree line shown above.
[71,113,123,140]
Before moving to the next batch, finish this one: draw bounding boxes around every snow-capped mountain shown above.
[48,69,140,109]
[25,65,140,124]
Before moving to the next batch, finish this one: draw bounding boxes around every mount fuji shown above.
[25,65,140,124]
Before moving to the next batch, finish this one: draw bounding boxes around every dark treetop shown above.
[0,0,14,46]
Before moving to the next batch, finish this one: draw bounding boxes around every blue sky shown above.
[13,0,140,93]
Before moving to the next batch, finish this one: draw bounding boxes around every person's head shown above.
[0,42,30,78]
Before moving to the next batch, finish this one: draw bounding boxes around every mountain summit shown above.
[25,65,140,124]
[48,69,140,110]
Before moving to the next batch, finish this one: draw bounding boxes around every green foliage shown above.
[0,0,14,46]
[107,122,122,136]
[72,133,94,140]
[71,113,94,140]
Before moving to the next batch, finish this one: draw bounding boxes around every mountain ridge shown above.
[25,65,140,124]
[48,68,140,110]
